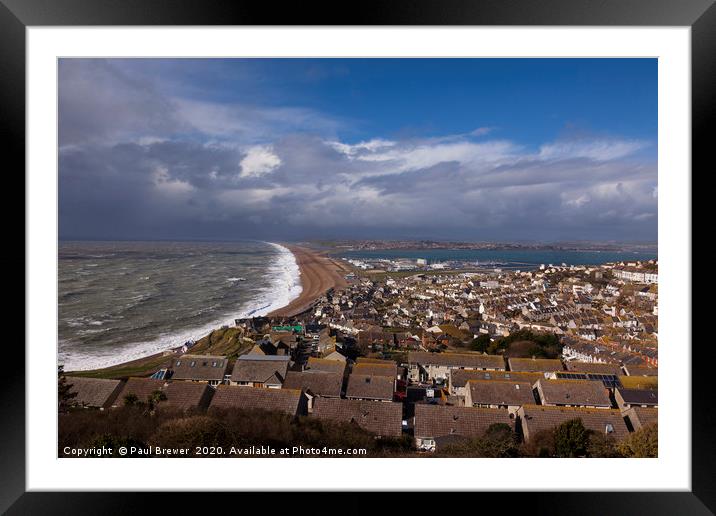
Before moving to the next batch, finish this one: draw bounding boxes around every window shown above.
[190,361,196,367]
[605,423,614,434]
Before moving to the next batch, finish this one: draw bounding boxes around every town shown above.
[60,256,658,458]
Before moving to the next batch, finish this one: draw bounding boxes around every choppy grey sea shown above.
[58,240,301,371]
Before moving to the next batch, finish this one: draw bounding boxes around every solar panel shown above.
[556,371,621,388]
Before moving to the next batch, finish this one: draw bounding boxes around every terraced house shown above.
[534,379,612,409]
[518,404,630,443]
[310,398,403,438]
[407,351,506,384]
[230,354,290,388]
[209,384,308,417]
[413,404,513,452]
[464,379,536,415]
[171,354,229,386]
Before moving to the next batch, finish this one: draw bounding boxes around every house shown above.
[324,350,347,362]
[161,381,214,412]
[407,351,506,384]
[551,371,621,389]
[111,377,213,412]
[508,357,564,373]
[534,379,612,409]
[413,404,513,452]
[565,361,623,376]
[449,369,545,396]
[208,384,308,416]
[230,355,290,388]
[618,375,658,391]
[345,374,394,402]
[464,380,536,415]
[622,406,658,431]
[623,365,658,377]
[171,354,229,386]
[615,388,658,410]
[305,357,346,376]
[270,331,298,349]
[310,398,402,437]
[65,376,124,409]
[282,371,343,412]
[518,404,630,442]
[352,360,398,379]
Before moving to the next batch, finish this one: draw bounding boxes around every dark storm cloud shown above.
[59,59,657,242]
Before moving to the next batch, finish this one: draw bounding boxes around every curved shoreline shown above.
[68,243,349,376]
[267,244,348,318]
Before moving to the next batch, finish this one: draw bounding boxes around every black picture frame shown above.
[3,0,709,513]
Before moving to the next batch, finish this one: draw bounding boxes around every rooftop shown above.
[345,374,394,401]
[466,379,536,407]
[519,404,630,441]
[230,358,289,384]
[408,351,506,370]
[311,398,403,437]
[508,357,564,373]
[172,354,228,381]
[65,376,123,409]
[209,385,304,415]
[414,404,513,439]
[536,379,612,408]
[283,370,343,398]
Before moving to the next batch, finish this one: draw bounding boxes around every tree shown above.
[438,423,519,458]
[123,393,140,406]
[521,428,555,457]
[618,423,658,458]
[587,433,622,457]
[470,334,491,353]
[481,422,519,457]
[147,390,167,411]
[58,365,77,413]
[554,418,589,457]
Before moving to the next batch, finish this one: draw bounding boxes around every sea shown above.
[58,240,302,371]
[339,248,658,269]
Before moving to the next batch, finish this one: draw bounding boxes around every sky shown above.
[58,58,657,243]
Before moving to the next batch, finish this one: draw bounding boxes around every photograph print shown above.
[58,58,658,459]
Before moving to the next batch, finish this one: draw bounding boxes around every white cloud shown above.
[151,166,194,195]
[563,193,591,208]
[239,146,282,178]
[328,138,396,156]
[330,138,522,180]
[538,139,649,161]
[469,127,492,137]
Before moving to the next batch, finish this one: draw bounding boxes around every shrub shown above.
[438,422,519,458]
[149,416,230,449]
[469,334,491,353]
[554,418,589,458]
[586,433,622,458]
[618,423,658,458]
[521,429,556,457]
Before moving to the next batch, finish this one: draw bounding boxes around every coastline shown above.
[69,243,349,377]
[267,244,349,318]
